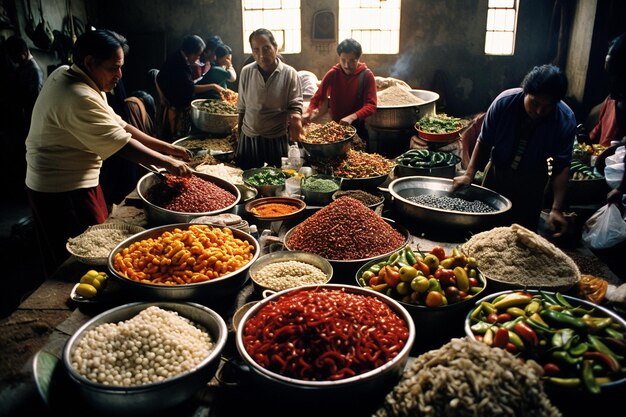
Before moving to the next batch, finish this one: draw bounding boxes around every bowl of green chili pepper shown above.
[465,289,626,395]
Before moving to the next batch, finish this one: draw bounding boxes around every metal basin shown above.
[136,172,240,225]
[190,99,238,134]
[235,284,415,410]
[388,176,512,232]
[367,89,439,129]
[63,302,227,415]
[394,153,460,179]
[248,251,333,292]
[300,125,356,158]
[107,223,259,301]
[242,167,287,197]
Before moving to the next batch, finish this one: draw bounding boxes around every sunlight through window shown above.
[242,0,301,53]
[338,0,401,54]
[485,0,518,55]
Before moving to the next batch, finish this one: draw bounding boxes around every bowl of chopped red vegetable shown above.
[137,171,240,225]
[465,289,626,395]
[235,284,415,410]
[300,121,356,158]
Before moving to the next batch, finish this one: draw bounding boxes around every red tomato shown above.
[425,291,444,308]
[430,246,446,261]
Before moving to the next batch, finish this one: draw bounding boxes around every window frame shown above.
[484,0,519,56]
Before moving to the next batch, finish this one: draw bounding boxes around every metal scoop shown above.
[138,163,167,182]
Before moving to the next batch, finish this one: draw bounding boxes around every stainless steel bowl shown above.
[190,99,238,134]
[300,126,355,158]
[356,256,487,352]
[107,223,259,301]
[464,290,626,393]
[63,301,227,415]
[338,172,390,191]
[242,167,287,197]
[235,284,415,408]
[283,218,410,279]
[367,89,439,129]
[301,174,341,206]
[136,172,241,225]
[389,176,512,232]
[248,250,333,292]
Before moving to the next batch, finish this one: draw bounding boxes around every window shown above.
[242,0,301,54]
[484,0,519,55]
[338,0,401,54]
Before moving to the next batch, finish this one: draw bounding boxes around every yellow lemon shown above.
[76,283,98,299]
[85,270,100,279]
[80,275,102,290]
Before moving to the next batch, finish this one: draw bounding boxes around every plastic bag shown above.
[582,204,626,249]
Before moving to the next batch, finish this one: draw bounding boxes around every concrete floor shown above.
[0,194,46,318]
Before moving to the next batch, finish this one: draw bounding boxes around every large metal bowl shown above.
[356,255,487,352]
[63,301,227,415]
[190,99,238,134]
[464,290,626,393]
[283,218,410,279]
[107,223,259,301]
[338,171,390,191]
[136,172,240,225]
[235,284,415,409]
[389,176,512,232]
[367,89,439,130]
[300,125,356,158]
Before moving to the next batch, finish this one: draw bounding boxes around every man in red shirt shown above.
[303,38,377,141]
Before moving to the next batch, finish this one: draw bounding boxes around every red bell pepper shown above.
[493,327,509,348]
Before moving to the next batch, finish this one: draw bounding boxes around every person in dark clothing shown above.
[156,35,216,140]
[5,35,43,134]
[453,64,576,236]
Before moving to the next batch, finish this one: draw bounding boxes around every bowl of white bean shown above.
[62,302,227,415]
[248,251,333,292]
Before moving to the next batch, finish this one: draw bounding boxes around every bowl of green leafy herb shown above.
[243,167,287,197]
[415,114,465,142]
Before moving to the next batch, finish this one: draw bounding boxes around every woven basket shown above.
[66,222,145,265]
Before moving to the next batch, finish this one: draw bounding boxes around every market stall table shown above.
[1,197,624,417]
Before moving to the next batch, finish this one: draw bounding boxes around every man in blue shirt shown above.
[453,64,576,235]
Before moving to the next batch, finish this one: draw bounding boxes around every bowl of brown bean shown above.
[107,223,259,301]
[136,171,241,225]
[62,301,227,415]
[300,121,356,158]
[235,284,415,412]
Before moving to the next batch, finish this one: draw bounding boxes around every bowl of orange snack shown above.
[108,223,259,301]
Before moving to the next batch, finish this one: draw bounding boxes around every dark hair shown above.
[205,35,223,52]
[215,44,232,59]
[181,35,205,55]
[337,39,362,57]
[130,90,156,120]
[249,28,277,48]
[607,33,626,72]
[521,64,568,102]
[73,29,129,69]
[5,35,28,61]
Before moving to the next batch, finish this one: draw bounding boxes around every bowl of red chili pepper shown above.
[465,289,626,395]
[235,284,415,409]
